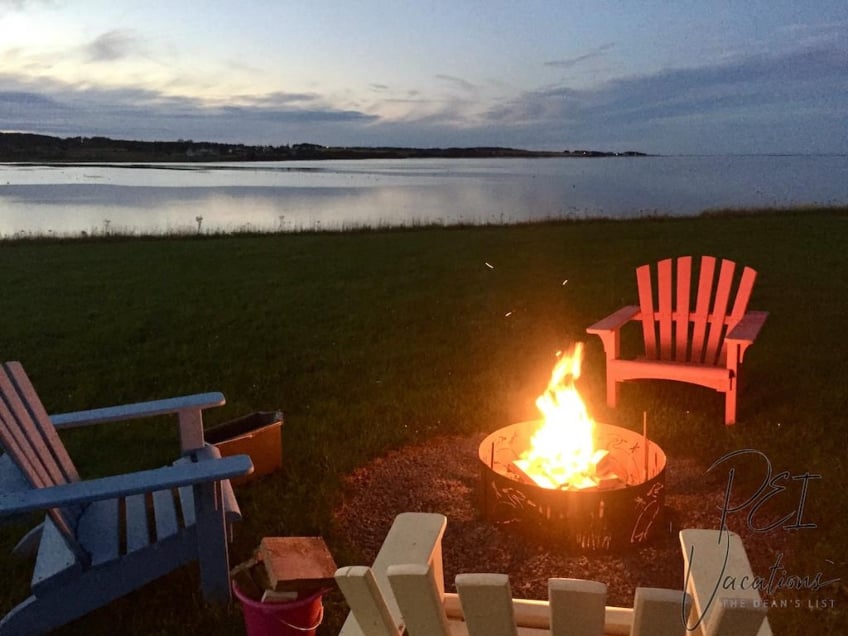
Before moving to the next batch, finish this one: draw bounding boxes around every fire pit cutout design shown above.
[478,343,667,551]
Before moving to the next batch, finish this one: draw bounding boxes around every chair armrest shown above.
[0,454,252,517]
[50,392,225,428]
[586,305,640,334]
[726,311,768,344]
[50,392,226,453]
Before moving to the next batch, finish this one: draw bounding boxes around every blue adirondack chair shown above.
[0,361,253,635]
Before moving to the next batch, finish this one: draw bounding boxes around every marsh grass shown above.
[0,208,846,634]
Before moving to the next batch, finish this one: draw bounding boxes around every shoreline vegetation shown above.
[0,131,647,163]
[2,205,844,243]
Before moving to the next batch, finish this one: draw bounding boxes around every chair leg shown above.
[194,482,232,602]
[607,375,620,408]
[725,385,737,425]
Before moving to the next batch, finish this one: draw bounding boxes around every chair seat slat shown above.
[78,498,120,566]
[125,493,151,553]
[153,489,180,539]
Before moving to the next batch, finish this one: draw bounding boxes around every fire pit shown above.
[478,343,667,551]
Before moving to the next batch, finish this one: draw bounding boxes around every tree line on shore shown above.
[0,132,647,162]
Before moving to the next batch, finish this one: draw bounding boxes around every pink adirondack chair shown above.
[586,255,767,425]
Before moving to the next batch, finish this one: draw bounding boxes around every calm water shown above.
[1,155,846,236]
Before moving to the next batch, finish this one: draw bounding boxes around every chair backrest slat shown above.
[703,260,736,365]
[0,366,72,488]
[718,266,758,363]
[549,578,606,636]
[656,258,673,360]
[0,362,84,556]
[636,257,759,367]
[674,256,692,362]
[689,256,717,363]
[455,573,518,636]
[2,363,79,484]
[636,264,657,359]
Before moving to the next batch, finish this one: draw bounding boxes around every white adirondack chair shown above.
[336,513,772,636]
[586,255,767,424]
[0,361,253,635]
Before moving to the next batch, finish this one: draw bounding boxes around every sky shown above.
[0,0,846,155]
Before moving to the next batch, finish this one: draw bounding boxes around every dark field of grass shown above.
[0,208,846,634]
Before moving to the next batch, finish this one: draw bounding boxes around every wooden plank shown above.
[455,573,518,636]
[548,578,606,636]
[679,529,771,636]
[259,536,338,592]
[125,493,151,552]
[3,362,79,484]
[178,485,196,527]
[631,587,691,636]
[0,455,253,515]
[341,512,447,636]
[690,256,717,362]
[152,489,179,539]
[610,359,730,389]
[0,367,81,545]
[702,598,769,636]
[636,264,658,359]
[178,408,206,453]
[674,256,692,361]
[77,498,120,566]
[193,480,231,601]
[704,259,736,365]
[31,517,84,594]
[335,566,400,636]
[444,593,637,635]
[725,311,768,345]
[387,563,451,636]
[657,258,673,360]
[585,305,640,334]
[727,266,757,324]
[50,392,225,429]
[719,266,758,363]
[0,365,66,489]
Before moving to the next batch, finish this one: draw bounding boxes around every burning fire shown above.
[512,342,616,490]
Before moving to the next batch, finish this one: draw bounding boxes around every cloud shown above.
[435,74,476,91]
[472,38,848,153]
[85,29,141,62]
[0,74,378,143]
[544,43,615,70]
[0,31,845,154]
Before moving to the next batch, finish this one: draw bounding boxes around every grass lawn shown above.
[0,208,846,634]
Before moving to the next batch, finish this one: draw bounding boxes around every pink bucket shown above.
[233,582,325,636]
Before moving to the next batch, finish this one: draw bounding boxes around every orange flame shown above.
[516,342,602,489]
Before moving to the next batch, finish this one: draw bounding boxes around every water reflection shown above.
[0,156,846,236]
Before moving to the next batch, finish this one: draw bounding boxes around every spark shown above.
[562,279,568,285]
[504,311,513,317]
[485,262,494,269]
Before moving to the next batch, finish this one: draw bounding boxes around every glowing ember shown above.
[514,342,617,490]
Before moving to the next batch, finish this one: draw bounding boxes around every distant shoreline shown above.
[0,132,647,163]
